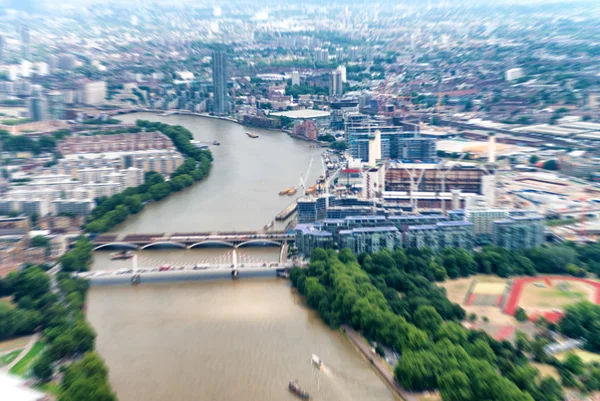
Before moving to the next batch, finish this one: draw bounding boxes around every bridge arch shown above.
[237,239,282,248]
[93,242,140,251]
[188,240,235,248]
[140,241,187,250]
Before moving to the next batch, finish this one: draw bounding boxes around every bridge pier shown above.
[232,248,237,267]
[279,243,288,264]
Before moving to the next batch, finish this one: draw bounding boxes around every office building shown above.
[321,48,329,63]
[349,46,358,62]
[329,71,343,98]
[346,121,436,163]
[47,91,65,120]
[492,211,544,251]
[291,70,300,86]
[20,24,30,60]
[0,35,4,62]
[330,100,359,130]
[27,96,47,122]
[398,138,437,162]
[297,196,329,224]
[212,47,228,115]
[79,81,106,105]
[336,47,344,60]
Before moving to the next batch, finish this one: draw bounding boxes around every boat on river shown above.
[287,187,297,196]
[279,187,294,195]
[311,354,323,370]
[213,140,221,146]
[110,251,134,260]
[246,132,259,138]
[288,380,310,399]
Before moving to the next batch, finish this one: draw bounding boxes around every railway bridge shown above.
[92,231,294,251]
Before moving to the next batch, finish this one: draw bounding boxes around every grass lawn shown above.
[0,349,23,366]
[556,349,600,364]
[540,288,586,300]
[34,381,60,395]
[9,341,45,376]
[0,298,14,309]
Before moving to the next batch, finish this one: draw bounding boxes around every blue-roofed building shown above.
[338,226,402,255]
[492,211,544,251]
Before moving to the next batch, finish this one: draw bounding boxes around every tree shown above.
[438,370,473,401]
[30,235,50,248]
[394,350,440,390]
[515,330,531,353]
[536,376,564,401]
[49,333,77,361]
[515,307,528,322]
[529,155,540,165]
[13,266,50,302]
[542,160,558,170]
[59,353,116,401]
[33,352,54,382]
[563,353,584,376]
[413,305,443,335]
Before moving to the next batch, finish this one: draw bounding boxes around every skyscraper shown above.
[211,47,227,115]
[329,71,343,98]
[20,24,30,61]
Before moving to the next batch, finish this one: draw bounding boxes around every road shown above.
[342,325,421,401]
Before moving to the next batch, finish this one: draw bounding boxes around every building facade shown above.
[212,48,228,115]
[492,211,545,251]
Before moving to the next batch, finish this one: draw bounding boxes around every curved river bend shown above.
[87,114,397,401]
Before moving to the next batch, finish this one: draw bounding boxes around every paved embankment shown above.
[342,325,420,401]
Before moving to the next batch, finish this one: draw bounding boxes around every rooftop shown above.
[270,110,331,119]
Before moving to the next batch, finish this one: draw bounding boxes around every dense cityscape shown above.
[1,1,600,401]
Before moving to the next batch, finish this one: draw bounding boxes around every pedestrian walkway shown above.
[3,333,40,373]
[343,325,420,401]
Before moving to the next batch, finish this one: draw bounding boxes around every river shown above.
[87,114,397,401]
[114,112,324,233]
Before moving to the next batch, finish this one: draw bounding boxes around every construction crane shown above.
[298,157,314,194]
[437,153,468,214]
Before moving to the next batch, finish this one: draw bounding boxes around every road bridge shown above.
[92,231,294,251]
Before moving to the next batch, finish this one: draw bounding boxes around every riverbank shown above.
[131,108,327,146]
[342,325,419,401]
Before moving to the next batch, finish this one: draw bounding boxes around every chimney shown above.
[488,133,496,164]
